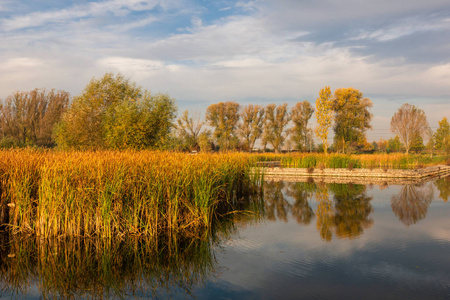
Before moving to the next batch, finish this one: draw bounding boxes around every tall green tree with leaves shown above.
[290,100,314,151]
[56,73,176,149]
[205,101,240,151]
[315,86,333,154]
[434,117,450,154]
[390,103,429,154]
[263,103,290,153]
[237,104,265,151]
[332,88,372,153]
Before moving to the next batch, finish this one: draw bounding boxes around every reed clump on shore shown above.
[0,149,262,238]
[256,153,448,170]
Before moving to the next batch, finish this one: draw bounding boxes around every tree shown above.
[205,101,240,151]
[387,135,403,152]
[434,117,450,154]
[198,130,214,152]
[176,110,204,151]
[332,88,372,153]
[410,132,425,153]
[315,86,333,154]
[237,104,264,151]
[290,100,315,151]
[377,139,388,152]
[0,89,69,147]
[390,103,430,154]
[55,73,176,149]
[263,103,290,153]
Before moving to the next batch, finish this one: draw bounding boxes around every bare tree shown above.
[0,89,69,147]
[176,110,204,151]
[263,103,290,153]
[390,103,430,154]
[237,104,264,151]
[205,101,240,151]
[290,100,314,151]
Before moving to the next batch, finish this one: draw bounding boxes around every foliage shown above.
[0,89,69,147]
[55,73,176,149]
[434,117,450,154]
[388,135,403,152]
[315,86,333,154]
[390,103,430,154]
[410,132,425,153]
[205,101,240,151]
[332,88,372,153]
[237,104,264,152]
[290,100,314,151]
[263,103,290,153]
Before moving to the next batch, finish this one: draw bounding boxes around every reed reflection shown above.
[391,183,433,226]
[0,205,264,299]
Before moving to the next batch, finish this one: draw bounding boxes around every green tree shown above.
[205,101,240,151]
[263,103,290,153]
[410,132,425,153]
[434,117,450,154]
[332,88,372,153]
[237,104,264,152]
[387,135,403,152]
[315,86,333,154]
[390,103,429,154]
[0,89,69,147]
[290,100,315,151]
[56,73,176,149]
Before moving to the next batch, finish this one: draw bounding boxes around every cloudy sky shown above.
[1,0,449,142]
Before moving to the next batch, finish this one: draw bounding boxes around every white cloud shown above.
[351,17,450,42]
[1,0,160,31]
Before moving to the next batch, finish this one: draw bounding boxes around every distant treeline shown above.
[0,73,448,154]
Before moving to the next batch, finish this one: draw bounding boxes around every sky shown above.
[1,0,449,143]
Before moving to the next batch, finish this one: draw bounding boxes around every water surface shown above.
[1,176,449,299]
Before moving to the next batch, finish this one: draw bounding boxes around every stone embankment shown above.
[254,164,450,185]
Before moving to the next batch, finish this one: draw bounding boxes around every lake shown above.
[1,176,449,299]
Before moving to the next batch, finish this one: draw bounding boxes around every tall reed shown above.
[0,150,262,238]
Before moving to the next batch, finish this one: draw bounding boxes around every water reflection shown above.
[264,180,374,241]
[0,208,262,299]
[434,176,450,202]
[391,183,434,226]
[285,181,315,225]
[1,177,449,299]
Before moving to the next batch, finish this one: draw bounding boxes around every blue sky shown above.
[1,0,449,142]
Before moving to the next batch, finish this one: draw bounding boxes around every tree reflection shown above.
[315,182,373,242]
[391,183,433,226]
[329,183,373,239]
[315,182,334,241]
[434,176,450,202]
[263,181,290,222]
[285,182,315,225]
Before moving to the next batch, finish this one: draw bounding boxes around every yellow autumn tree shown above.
[315,86,333,154]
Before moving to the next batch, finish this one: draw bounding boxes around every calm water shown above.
[1,176,449,299]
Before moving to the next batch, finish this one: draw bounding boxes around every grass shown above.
[255,153,449,170]
[0,149,262,238]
